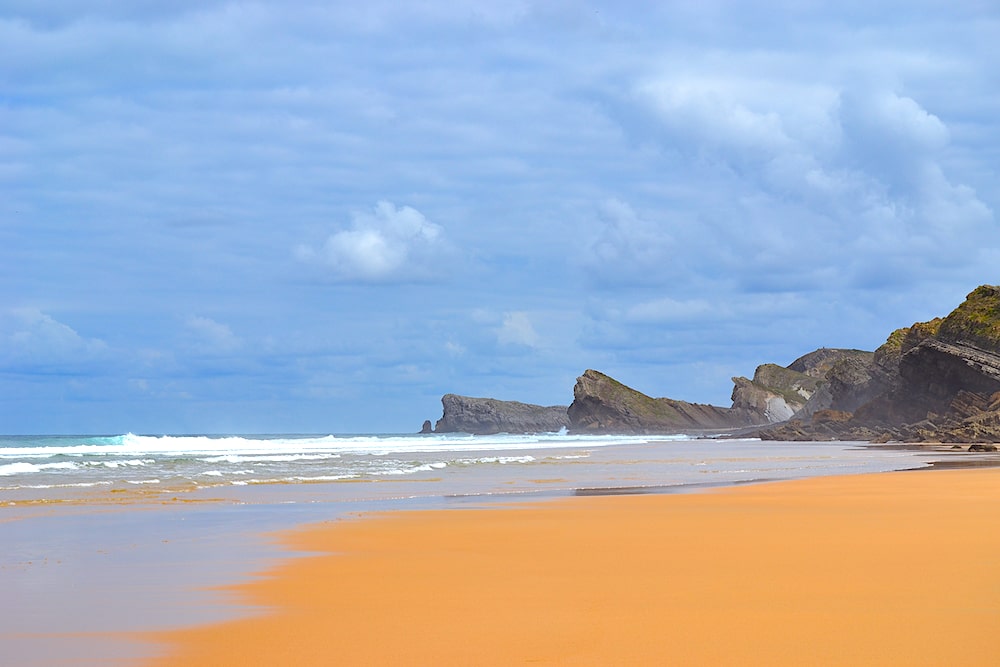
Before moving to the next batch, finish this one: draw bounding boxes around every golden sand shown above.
[146,468,1000,665]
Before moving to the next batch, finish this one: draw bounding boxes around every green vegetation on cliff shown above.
[750,363,819,405]
[875,318,943,367]
[576,370,689,423]
[937,285,1000,351]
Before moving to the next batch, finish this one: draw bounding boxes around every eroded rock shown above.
[432,394,569,435]
[567,369,755,434]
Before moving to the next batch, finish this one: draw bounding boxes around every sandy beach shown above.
[144,467,1000,666]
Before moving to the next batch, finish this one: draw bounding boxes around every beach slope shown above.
[147,468,1000,665]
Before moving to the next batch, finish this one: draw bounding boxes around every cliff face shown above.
[758,285,1000,443]
[787,348,863,378]
[432,394,569,435]
[567,369,754,433]
[731,363,819,423]
[791,350,882,420]
[730,376,798,423]
[729,350,872,424]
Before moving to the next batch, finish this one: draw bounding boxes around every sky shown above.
[3,1,999,434]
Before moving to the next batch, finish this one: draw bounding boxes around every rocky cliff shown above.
[567,369,755,433]
[789,350,883,420]
[432,394,569,435]
[728,349,872,424]
[426,285,1000,443]
[756,285,1000,443]
[732,362,817,423]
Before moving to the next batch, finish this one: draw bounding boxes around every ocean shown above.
[0,431,942,506]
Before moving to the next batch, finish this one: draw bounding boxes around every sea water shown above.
[0,432,940,505]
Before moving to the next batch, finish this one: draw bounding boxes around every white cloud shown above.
[840,90,949,155]
[497,311,540,348]
[185,315,241,352]
[2,309,107,367]
[615,70,996,292]
[299,201,448,282]
[635,76,800,159]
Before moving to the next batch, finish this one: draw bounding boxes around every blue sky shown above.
[3,1,999,433]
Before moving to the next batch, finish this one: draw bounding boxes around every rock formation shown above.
[790,350,884,421]
[432,394,569,435]
[426,285,1000,443]
[756,285,1000,443]
[567,369,755,433]
[728,349,871,424]
[786,347,861,378]
[732,362,815,423]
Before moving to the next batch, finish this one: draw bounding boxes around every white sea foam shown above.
[456,456,536,465]
[286,474,359,482]
[0,461,78,475]
[198,453,341,464]
[9,481,114,490]
[83,459,153,469]
[375,461,449,476]
[0,432,665,459]
[0,433,935,499]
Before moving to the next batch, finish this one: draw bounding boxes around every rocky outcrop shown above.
[730,350,872,424]
[430,286,1000,443]
[432,394,569,435]
[731,364,819,423]
[567,369,756,433]
[756,285,1000,443]
[730,376,797,423]
[791,350,882,420]
[787,348,864,379]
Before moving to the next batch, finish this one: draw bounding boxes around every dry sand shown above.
[145,468,1000,665]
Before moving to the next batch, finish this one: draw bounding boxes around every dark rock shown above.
[791,350,881,420]
[568,369,757,434]
[787,348,866,379]
[752,285,1000,444]
[419,420,433,434]
[969,444,998,452]
[433,394,569,435]
[812,409,852,424]
[898,339,1000,407]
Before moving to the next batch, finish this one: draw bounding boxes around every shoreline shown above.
[4,440,997,665]
[143,465,1000,666]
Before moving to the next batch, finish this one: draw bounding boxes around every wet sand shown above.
[145,467,1000,666]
